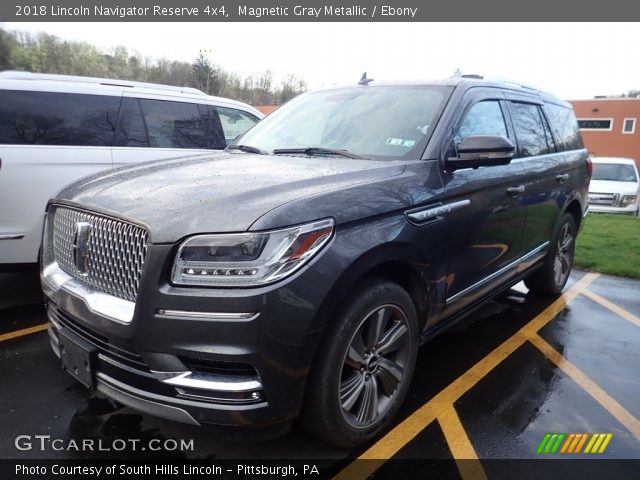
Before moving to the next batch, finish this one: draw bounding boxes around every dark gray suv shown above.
[41,76,591,447]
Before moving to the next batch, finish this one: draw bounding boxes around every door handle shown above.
[506,185,526,195]
[556,173,570,183]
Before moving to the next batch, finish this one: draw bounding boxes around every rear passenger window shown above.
[543,104,584,151]
[139,99,209,149]
[217,107,259,144]
[509,102,551,158]
[454,100,507,148]
[0,90,119,146]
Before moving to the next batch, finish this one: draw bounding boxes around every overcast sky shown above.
[2,22,638,99]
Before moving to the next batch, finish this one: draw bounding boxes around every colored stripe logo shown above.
[537,433,612,454]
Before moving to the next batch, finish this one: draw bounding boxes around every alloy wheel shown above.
[339,304,411,429]
[553,222,574,287]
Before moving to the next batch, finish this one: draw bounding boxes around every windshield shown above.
[237,85,452,159]
[592,163,638,182]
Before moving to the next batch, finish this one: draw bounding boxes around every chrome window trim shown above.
[446,241,550,305]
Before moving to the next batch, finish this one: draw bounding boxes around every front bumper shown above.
[42,243,338,428]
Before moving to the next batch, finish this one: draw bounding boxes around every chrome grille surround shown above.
[51,206,148,303]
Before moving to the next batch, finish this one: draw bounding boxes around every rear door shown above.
[0,89,118,264]
[506,96,578,259]
[441,89,527,314]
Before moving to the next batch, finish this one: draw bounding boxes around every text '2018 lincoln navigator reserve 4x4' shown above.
[41,76,591,447]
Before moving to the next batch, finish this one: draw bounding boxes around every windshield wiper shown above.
[272,147,367,159]
[226,144,268,155]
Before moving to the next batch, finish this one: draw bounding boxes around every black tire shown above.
[525,213,577,295]
[299,278,419,448]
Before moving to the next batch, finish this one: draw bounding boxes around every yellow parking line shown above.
[438,406,488,480]
[529,334,640,439]
[580,289,640,328]
[0,323,48,342]
[333,273,598,480]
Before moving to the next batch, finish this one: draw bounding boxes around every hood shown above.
[589,179,640,195]
[55,153,405,243]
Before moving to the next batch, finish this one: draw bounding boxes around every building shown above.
[570,98,640,167]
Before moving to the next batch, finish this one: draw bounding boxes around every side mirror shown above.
[446,135,515,171]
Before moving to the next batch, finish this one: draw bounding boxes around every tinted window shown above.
[455,100,507,148]
[124,99,149,147]
[544,104,584,151]
[217,107,259,144]
[139,99,209,149]
[509,102,551,157]
[592,163,638,182]
[0,90,119,146]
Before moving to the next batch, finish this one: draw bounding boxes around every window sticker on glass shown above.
[386,138,416,147]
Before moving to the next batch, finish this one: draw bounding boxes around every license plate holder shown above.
[59,328,97,390]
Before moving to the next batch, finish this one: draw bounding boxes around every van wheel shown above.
[525,213,577,295]
[300,279,419,448]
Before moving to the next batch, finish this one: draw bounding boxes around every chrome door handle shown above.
[506,185,526,195]
[556,173,569,183]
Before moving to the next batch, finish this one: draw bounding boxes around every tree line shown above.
[0,28,306,105]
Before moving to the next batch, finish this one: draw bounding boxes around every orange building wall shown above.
[255,105,279,116]
[569,99,640,168]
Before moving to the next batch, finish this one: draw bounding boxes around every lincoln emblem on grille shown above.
[72,221,92,276]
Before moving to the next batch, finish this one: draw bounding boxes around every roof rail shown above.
[0,70,207,96]
[483,75,542,92]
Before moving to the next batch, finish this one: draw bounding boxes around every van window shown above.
[0,90,120,146]
[124,99,149,147]
[543,104,584,151]
[509,102,551,157]
[139,99,210,149]
[217,107,259,144]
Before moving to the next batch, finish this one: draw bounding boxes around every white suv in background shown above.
[588,157,640,215]
[0,71,263,266]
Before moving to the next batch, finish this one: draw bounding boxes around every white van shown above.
[588,157,640,215]
[0,71,263,266]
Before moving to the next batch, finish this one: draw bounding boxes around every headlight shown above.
[620,195,638,207]
[172,218,334,287]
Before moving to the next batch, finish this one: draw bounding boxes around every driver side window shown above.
[454,100,508,149]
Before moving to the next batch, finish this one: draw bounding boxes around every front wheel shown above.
[525,213,577,295]
[300,279,419,447]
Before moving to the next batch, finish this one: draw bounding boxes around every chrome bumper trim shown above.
[151,370,263,393]
[156,309,259,322]
[96,373,201,426]
[42,262,135,324]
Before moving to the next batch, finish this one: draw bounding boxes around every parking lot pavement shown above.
[1,270,639,478]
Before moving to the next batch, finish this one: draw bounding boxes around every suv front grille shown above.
[588,192,620,206]
[52,206,148,302]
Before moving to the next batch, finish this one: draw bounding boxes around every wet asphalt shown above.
[1,269,639,473]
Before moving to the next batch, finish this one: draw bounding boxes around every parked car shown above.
[41,76,590,447]
[0,71,263,266]
[588,157,640,215]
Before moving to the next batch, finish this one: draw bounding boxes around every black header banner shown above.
[2,0,640,21]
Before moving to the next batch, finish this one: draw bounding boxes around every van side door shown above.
[440,89,527,315]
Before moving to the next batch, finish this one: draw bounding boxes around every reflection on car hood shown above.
[54,153,405,242]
